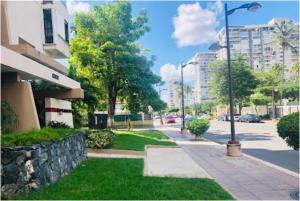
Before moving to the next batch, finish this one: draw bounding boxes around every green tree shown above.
[209,55,258,114]
[70,1,160,127]
[290,61,299,83]
[168,107,180,113]
[250,93,271,115]
[68,65,104,128]
[255,63,282,119]
[272,20,298,112]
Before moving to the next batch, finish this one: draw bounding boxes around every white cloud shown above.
[160,63,196,83]
[67,0,90,15]
[172,1,222,47]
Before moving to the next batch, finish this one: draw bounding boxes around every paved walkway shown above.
[144,146,210,178]
[157,126,299,200]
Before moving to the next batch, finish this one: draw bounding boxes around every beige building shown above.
[193,52,216,103]
[1,0,83,131]
[216,18,299,78]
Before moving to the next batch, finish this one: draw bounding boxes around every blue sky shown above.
[65,0,299,84]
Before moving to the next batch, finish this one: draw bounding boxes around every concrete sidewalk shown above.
[157,126,299,200]
[144,146,211,178]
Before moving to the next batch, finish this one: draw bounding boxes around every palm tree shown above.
[272,20,298,116]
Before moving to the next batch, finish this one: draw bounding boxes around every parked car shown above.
[164,116,176,124]
[217,114,227,121]
[228,114,241,121]
[239,114,261,123]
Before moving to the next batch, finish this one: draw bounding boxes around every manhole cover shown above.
[290,191,299,200]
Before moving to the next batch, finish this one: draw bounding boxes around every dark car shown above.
[239,114,261,123]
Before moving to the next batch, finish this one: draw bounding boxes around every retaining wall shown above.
[1,131,86,196]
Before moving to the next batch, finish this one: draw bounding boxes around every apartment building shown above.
[216,18,299,78]
[1,0,83,131]
[165,78,178,107]
[193,52,216,103]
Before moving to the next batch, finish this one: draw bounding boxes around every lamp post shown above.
[180,61,198,133]
[209,2,261,156]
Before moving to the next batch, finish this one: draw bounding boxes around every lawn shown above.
[108,130,177,151]
[15,158,233,200]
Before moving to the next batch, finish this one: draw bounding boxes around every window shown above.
[64,20,69,43]
[43,0,53,4]
[43,9,53,43]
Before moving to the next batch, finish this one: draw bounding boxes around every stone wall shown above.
[1,132,86,196]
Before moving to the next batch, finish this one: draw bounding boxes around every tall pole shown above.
[225,3,236,142]
[181,63,186,132]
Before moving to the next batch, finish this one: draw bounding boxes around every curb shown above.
[242,152,299,178]
[202,137,299,179]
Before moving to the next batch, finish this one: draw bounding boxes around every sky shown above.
[65,0,299,100]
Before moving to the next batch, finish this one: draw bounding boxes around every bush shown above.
[260,114,270,119]
[86,129,115,149]
[1,101,18,133]
[48,121,70,129]
[187,118,210,138]
[277,112,299,150]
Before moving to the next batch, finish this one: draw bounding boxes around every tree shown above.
[272,20,298,113]
[68,65,104,128]
[250,93,271,115]
[209,55,258,114]
[168,107,180,113]
[70,1,160,127]
[290,61,299,83]
[255,63,282,119]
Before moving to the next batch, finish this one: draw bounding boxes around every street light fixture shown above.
[180,61,198,134]
[209,2,261,156]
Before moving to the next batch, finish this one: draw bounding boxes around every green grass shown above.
[1,128,77,147]
[108,130,176,151]
[15,158,233,200]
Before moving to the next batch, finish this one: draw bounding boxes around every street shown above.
[161,119,299,173]
[204,120,299,173]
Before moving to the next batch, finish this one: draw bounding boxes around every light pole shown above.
[180,61,198,133]
[209,2,261,156]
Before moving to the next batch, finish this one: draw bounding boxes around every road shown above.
[160,119,299,173]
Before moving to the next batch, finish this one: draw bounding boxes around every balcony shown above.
[44,34,70,58]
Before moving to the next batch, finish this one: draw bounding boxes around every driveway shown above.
[203,120,299,173]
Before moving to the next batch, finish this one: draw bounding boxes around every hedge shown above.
[85,129,115,149]
[277,112,299,150]
[187,118,210,138]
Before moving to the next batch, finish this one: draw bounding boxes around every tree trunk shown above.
[238,102,243,115]
[255,105,258,115]
[107,83,117,129]
[272,86,276,120]
[280,45,285,117]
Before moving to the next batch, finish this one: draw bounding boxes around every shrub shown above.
[86,129,115,149]
[1,128,75,147]
[277,112,299,150]
[48,121,70,129]
[1,101,19,133]
[187,118,210,139]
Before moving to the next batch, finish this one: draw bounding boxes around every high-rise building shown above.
[193,52,216,103]
[165,78,178,107]
[1,0,84,131]
[216,18,299,78]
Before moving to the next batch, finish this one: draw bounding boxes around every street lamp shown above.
[209,2,261,156]
[180,61,198,134]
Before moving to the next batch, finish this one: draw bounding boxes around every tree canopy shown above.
[209,55,258,114]
[69,1,163,126]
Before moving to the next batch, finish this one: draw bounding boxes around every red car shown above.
[164,116,176,124]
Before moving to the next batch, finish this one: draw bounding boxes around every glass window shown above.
[43,9,53,44]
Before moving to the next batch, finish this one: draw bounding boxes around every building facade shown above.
[1,0,83,131]
[216,18,299,78]
[165,78,178,107]
[193,52,216,103]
